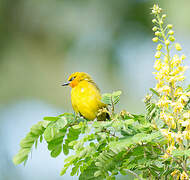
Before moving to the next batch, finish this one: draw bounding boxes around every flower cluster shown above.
[152,4,190,179]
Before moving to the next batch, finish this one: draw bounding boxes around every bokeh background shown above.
[1,0,190,179]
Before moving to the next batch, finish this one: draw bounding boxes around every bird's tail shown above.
[97,107,110,121]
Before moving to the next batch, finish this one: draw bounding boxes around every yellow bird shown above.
[62,72,108,120]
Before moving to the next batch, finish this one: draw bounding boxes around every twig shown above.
[125,169,143,180]
[157,145,190,178]
[102,128,118,138]
[111,96,114,115]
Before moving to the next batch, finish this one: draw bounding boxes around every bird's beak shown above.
[62,82,70,86]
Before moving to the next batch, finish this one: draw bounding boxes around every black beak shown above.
[62,82,70,86]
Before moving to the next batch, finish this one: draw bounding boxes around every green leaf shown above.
[44,123,56,142]
[60,166,69,176]
[101,91,122,105]
[94,170,102,177]
[112,91,122,105]
[63,144,69,155]
[13,121,46,165]
[172,149,190,157]
[40,135,43,143]
[79,163,104,180]
[150,88,160,97]
[56,117,67,129]
[13,148,31,165]
[50,145,62,158]
[43,116,59,121]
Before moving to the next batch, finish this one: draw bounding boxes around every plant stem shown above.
[125,169,143,180]
[157,14,174,102]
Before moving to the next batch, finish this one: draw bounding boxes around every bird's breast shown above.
[70,81,103,120]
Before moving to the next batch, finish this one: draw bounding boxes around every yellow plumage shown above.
[62,72,107,120]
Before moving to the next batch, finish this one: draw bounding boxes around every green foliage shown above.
[13,90,168,179]
[101,91,122,106]
[13,121,48,165]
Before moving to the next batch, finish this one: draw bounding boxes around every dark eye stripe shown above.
[69,76,76,81]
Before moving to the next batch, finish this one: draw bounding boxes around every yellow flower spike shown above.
[169,36,175,42]
[155,51,161,58]
[153,72,164,80]
[175,43,182,51]
[160,111,167,120]
[155,31,161,36]
[165,40,170,46]
[155,80,164,90]
[176,75,185,82]
[167,24,173,29]
[180,171,188,180]
[171,54,181,67]
[151,5,190,172]
[179,94,189,105]
[171,120,176,129]
[152,4,162,14]
[171,169,180,176]
[152,19,157,24]
[161,85,171,95]
[171,138,175,146]
[162,14,166,19]
[156,44,163,50]
[157,95,172,108]
[186,124,190,131]
[166,145,175,154]
[173,101,184,113]
[178,66,188,73]
[160,129,169,137]
[168,30,174,35]
[183,111,190,119]
[154,59,162,70]
[160,64,169,75]
[174,87,183,97]
[152,37,159,42]
[160,20,163,25]
[164,55,169,63]
[171,169,180,179]
[181,54,186,60]
[186,91,190,97]
[184,131,190,140]
[175,132,183,144]
[152,26,158,31]
[162,153,169,159]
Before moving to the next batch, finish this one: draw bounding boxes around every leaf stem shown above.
[125,169,143,180]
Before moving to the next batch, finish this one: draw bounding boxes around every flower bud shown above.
[171,120,176,129]
[156,44,163,50]
[175,43,182,51]
[152,4,162,14]
[152,10,156,14]
[152,37,159,42]
[165,40,170,46]
[155,31,161,36]
[169,36,175,42]
[152,26,158,31]
[168,30,174,35]
[155,51,161,58]
[160,20,163,25]
[181,54,186,60]
[152,19,157,23]
[164,56,169,63]
[162,14,166,19]
[167,24,173,29]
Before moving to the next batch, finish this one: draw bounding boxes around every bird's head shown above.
[62,72,92,88]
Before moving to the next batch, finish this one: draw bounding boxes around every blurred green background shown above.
[1,0,190,179]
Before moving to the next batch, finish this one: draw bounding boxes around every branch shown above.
[125,169,143,180]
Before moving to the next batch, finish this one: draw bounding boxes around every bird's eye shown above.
[69,76,76,81]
